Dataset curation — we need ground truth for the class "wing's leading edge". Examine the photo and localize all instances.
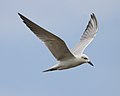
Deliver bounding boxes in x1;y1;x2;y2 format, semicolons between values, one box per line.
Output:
18;13;75;61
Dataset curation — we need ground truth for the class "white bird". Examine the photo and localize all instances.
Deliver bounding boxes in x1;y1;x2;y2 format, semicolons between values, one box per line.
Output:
18;13;98;72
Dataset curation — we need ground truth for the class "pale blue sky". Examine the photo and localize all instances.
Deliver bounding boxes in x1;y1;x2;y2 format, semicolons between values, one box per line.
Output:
0;0;120;96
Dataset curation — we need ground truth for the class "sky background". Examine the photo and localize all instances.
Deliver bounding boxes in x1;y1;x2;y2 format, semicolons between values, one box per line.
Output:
0;0;120;96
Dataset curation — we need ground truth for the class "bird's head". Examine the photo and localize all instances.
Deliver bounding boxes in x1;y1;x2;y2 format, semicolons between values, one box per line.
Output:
81;54;94;66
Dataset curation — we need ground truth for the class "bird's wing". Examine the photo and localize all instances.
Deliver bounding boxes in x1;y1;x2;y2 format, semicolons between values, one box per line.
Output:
72;13;98;55
18;13;75;61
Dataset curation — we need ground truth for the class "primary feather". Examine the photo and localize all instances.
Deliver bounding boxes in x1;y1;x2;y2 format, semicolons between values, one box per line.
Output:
72;13;98;55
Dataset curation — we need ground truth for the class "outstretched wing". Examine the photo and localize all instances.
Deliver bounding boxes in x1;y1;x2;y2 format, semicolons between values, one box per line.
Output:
72;13;98;55
18;13;75;61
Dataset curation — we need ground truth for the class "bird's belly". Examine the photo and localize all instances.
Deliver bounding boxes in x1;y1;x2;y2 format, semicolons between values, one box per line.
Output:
58;59;83;70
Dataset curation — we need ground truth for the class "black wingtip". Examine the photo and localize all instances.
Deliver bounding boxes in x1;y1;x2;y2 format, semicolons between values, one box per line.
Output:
18;12;20;15
18;13;28;20
18;13;25;19
18;13;22;17
90;13;98;27
91;13;97;20
91;13;95;15
91;13;95;18
18;13;24;19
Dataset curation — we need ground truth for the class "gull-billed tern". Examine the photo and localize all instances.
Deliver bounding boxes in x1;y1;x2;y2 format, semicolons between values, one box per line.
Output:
18;13;98;72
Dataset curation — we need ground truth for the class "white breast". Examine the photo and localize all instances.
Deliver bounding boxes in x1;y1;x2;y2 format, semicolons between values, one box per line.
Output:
57;57;83;70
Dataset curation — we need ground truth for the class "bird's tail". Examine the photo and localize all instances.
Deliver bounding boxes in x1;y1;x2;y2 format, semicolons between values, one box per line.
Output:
43;67;57;72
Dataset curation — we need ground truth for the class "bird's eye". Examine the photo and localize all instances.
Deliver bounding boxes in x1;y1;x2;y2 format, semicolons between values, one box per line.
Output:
84;57;88;60
82;57;88;60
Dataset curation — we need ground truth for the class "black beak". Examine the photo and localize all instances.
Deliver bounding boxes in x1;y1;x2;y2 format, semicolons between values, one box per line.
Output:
88;61;94;66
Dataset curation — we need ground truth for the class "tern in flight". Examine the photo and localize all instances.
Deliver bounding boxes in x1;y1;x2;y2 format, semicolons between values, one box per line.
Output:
18;13;98;72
